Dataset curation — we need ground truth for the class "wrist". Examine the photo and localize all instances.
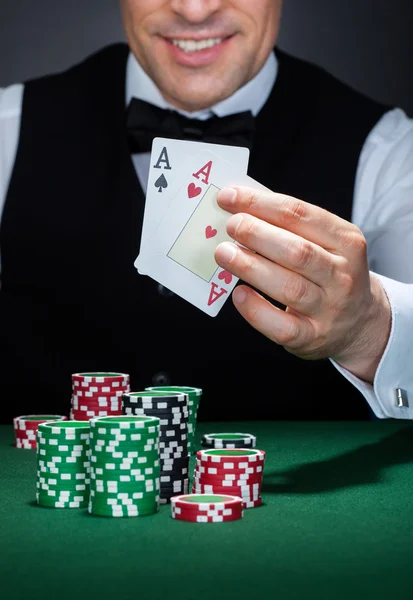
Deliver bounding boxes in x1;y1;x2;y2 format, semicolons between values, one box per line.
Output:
333;274;392;384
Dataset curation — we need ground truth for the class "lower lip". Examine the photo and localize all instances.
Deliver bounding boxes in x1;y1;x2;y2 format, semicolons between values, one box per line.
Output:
163;36;233;67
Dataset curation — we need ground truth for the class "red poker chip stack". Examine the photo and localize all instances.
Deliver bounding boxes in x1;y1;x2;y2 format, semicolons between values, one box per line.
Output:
171;494;244;523
13;415;68;449
70;373;130;421
192;448;265;508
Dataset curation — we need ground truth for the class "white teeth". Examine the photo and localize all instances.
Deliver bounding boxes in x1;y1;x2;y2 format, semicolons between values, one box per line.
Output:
172;38;223;53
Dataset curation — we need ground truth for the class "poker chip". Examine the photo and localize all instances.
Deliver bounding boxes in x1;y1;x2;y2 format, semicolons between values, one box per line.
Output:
193;472;263;485
193;449;265;508
72;373;130;386
201;433;256;449
145;386;202;453
193;484;260;498
36;421;91;508
197;449;265;465
170;494;244;523
159;478;190;505
70;372;130;421
88;416;161;517
161;455;189;472
13;415;68;450
123;391;190;504
195;461;263;475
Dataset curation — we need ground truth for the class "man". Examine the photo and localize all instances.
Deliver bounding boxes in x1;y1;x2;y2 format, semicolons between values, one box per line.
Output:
0;0;412;423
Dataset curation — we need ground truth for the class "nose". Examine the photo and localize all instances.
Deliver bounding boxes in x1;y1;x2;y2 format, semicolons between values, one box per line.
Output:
170;0;223;24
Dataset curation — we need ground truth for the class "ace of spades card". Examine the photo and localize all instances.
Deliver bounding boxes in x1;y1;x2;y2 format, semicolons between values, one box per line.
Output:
139;138;250;255
136;150;268;317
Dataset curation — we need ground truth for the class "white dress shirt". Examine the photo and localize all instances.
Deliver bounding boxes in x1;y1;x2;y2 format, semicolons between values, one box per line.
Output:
1;52;413;420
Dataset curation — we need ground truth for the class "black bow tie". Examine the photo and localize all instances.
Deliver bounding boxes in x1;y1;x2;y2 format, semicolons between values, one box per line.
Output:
126;98;255;153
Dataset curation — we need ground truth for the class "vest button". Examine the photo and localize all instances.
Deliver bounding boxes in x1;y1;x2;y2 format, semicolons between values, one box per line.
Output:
152;371;171;386
157;284;175;298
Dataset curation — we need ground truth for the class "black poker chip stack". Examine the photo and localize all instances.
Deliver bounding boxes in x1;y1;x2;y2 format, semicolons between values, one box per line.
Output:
122;391;189;504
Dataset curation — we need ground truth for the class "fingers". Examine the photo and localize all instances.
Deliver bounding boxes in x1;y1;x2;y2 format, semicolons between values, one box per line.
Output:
217;186;366;257
231;286;314;350
224;212;337;288
215;242;324;316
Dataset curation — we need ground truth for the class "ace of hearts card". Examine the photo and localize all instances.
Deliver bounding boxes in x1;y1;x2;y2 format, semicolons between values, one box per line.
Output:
136;150;268;317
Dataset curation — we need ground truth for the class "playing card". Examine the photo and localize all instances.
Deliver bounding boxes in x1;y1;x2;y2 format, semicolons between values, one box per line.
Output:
136;150;268;317
140;138;250;252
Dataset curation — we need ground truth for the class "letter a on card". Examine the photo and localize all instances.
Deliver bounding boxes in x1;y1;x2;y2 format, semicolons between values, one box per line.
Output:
153;146;172;170
192;161;212;185
207;282;228;307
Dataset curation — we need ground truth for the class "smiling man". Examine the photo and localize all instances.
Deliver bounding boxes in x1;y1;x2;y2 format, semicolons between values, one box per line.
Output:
0;0;413;423
121;0;281;111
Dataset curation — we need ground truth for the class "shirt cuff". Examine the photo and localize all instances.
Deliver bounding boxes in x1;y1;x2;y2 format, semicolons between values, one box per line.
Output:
330;272;413;419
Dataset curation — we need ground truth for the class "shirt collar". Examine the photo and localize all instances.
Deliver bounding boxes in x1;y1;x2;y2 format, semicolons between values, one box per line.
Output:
126;50;277;120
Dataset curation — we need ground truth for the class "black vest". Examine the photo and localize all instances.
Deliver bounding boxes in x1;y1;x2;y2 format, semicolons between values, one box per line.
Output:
0;44;389;423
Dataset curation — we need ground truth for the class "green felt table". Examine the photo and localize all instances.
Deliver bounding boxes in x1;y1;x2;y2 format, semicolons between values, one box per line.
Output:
1;421;413;600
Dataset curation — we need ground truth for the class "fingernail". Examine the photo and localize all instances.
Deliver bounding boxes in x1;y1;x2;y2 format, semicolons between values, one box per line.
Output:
218;187;237;207
233;287;247;305
216;242;237;264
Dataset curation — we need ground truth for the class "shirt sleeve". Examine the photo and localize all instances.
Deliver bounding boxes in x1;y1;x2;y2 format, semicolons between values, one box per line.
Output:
331;108;413;419
331;273;413;419
0;83;24;279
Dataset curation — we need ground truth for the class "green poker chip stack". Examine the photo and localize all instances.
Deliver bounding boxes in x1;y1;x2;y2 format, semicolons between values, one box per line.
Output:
146;386;202;452
36;421;91;509
88;416;161;517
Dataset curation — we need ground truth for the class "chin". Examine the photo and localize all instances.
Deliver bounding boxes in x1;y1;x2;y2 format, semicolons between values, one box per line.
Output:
178;94;220;111
167;81;233;112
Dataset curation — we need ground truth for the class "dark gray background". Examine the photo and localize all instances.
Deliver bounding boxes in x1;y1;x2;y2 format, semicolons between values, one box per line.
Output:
1;0;412;113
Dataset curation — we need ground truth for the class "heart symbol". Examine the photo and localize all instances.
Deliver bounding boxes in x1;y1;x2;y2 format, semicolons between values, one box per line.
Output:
205;226;217;239
188;183;202;198
218;270;233;284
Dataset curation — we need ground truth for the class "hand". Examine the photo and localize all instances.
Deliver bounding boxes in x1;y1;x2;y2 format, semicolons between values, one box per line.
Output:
214;186;391;383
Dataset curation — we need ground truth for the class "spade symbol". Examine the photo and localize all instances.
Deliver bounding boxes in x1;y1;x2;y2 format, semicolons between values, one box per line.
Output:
154;174;168;193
